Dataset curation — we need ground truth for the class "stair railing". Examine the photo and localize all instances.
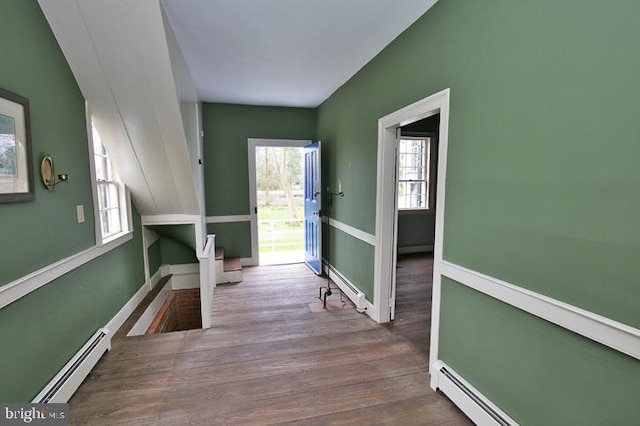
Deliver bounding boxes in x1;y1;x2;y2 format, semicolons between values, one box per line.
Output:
198;234;216;329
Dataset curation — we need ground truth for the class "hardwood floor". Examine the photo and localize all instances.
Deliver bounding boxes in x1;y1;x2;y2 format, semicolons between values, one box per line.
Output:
69;258;470;425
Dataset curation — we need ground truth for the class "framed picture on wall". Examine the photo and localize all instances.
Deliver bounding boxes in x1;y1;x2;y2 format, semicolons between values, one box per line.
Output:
0;87;34;202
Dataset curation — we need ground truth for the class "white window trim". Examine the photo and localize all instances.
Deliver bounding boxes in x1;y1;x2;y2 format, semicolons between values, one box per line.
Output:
86;105;132;246
397;134;433;211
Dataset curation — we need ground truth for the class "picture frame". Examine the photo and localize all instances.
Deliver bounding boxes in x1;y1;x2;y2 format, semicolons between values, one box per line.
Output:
0;87;34;202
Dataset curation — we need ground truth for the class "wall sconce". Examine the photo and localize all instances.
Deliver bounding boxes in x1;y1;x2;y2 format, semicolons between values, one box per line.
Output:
40;155;69;190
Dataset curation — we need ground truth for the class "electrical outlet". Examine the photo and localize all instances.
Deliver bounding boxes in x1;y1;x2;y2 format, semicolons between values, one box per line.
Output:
77;205;85;223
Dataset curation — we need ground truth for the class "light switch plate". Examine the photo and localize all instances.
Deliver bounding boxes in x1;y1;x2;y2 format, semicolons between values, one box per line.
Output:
77;205;85;223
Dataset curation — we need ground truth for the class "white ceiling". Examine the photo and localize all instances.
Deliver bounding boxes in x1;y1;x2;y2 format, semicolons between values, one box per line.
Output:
161;0;437;108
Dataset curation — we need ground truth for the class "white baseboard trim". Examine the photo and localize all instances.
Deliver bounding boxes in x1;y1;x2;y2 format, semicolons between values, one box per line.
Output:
143;227;159;248
398;244;434;254
241;257;253;267
431;361;518;426
164;263;200;289
440;260;640;360
163;263;199;275
128;279;172;336
104;269;162;339
159;264;170;276
206;215;250;224
0;232;133;310
149;269;162;289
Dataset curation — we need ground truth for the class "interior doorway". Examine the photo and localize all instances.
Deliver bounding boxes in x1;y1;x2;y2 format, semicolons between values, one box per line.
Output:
392;116;439;328
373;89;450;320
373;88;450;385
248;139;311;266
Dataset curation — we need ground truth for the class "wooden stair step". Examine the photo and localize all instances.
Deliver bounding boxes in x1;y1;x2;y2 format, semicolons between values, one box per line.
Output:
223;257;242;272
215;248;224;260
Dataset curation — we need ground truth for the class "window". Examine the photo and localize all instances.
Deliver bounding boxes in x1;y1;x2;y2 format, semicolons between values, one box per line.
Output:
91;122;127;241
397;136;431;209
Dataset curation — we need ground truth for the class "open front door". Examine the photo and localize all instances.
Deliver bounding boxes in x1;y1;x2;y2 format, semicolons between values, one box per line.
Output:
304;141;322;274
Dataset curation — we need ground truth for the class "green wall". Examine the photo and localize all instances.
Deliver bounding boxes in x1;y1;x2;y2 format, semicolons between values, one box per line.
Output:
202;103;316;216
159;237;197;265
397;212;435;248
326;225;374;300
201;103;316;260
206;223;251;258
145;224;197;266
148;239;162;276
0;1;146;401
317;0;640;422
0;0;96;285
147;224;196;250
0;211;145;402
440;278;640;425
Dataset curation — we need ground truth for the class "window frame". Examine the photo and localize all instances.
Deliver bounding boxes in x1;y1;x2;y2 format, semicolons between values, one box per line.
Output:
87;107;132;245
397;133;436;212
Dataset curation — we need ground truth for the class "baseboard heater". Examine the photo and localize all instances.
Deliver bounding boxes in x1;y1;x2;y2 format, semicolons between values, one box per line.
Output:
325;264;366;313
33;328;111;403
433;361;517;426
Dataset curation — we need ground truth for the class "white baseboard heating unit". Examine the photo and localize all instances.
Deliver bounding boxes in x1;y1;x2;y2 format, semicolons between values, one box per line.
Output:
326;265;366;313
33;328;111;403
432;361;518;426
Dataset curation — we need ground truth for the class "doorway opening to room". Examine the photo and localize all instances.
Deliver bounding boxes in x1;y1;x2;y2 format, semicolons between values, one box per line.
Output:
374;89;450;387
392;115;439;352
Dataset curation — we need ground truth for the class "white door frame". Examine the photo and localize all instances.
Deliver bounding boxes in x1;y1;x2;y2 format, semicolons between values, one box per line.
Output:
247;138;311;265
373;88;450;371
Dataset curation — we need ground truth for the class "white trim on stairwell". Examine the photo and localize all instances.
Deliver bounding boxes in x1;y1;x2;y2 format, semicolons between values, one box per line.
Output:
141;214;204;256
164;263;200;289
104;269;163;338
127;276;172;336
141;214;200;225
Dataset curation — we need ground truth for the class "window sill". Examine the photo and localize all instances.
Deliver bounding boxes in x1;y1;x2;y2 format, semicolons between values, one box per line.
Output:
101;230;133;248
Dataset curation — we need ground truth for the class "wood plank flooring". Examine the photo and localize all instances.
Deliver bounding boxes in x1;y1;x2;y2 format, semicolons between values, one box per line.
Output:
69;256;471;425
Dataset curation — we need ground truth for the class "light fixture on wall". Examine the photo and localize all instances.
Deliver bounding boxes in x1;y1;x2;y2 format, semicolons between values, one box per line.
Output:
40;155;69;190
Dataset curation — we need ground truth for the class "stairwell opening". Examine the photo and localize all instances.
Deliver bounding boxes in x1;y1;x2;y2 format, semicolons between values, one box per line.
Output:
146;289;201;334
